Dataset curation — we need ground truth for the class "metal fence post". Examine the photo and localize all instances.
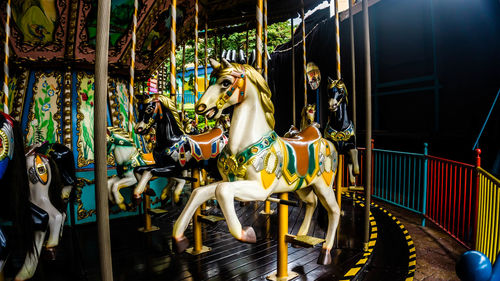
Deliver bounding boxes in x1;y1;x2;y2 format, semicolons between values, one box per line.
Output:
422;143;428;227
473;148;481;247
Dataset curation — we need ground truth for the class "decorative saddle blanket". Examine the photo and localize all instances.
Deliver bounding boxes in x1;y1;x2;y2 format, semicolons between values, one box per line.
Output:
218;126;337;189
187;127;228;161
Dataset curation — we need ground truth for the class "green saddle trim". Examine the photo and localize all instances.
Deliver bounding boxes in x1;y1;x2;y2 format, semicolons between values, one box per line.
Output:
218;131;278;180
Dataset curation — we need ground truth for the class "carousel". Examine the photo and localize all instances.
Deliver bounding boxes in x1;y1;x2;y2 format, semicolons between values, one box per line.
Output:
0;0;498;281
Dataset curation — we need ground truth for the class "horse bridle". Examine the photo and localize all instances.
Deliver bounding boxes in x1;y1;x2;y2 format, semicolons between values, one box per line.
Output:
214;69;246;110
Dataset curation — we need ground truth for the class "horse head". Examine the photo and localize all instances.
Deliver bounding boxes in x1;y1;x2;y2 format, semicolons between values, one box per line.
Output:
197;58;275;129
195;58;245;120
135;94;165;135
327;78;348;112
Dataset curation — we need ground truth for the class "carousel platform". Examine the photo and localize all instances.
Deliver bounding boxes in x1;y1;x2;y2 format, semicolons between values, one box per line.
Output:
3;193;415;281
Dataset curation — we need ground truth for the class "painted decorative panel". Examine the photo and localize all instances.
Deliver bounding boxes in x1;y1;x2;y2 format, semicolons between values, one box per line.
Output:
25;71;62;146
75;72;95;167
8;0;68;61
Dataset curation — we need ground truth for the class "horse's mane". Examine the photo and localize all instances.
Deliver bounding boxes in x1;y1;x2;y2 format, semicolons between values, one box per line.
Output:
145;95;185;134
213;63;275;129
108;126;133;143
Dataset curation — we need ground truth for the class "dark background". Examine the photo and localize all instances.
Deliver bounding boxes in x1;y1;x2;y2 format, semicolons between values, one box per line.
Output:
269;0;500;175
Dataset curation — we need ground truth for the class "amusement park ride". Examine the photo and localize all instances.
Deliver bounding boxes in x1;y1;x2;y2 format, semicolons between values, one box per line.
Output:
0;0;499;281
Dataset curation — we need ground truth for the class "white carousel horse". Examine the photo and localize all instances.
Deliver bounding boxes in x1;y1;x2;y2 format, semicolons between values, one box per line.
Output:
17;143;75;281
106;127;187;208
172;59;340;265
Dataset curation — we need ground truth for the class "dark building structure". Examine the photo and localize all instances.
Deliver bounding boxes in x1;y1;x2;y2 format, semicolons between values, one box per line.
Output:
269;0;500;174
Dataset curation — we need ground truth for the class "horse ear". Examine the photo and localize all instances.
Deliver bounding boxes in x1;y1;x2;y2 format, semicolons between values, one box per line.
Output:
210;58;221;70
222;58;232;69
328;77;334;85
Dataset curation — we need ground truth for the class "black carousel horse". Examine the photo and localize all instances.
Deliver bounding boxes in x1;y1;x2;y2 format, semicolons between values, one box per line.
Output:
324;78;360;185
133;94;227;201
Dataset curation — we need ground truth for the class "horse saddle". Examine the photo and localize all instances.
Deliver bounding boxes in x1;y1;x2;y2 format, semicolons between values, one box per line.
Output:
187;128;227;161
282;126;322;177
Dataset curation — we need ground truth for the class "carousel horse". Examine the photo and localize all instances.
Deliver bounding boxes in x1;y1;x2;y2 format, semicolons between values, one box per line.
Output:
0;113;46;278
172;59;340;265
16;142;75;281
106;127;188;208
325;78;359;185
285;104;320;138
134;94;227;202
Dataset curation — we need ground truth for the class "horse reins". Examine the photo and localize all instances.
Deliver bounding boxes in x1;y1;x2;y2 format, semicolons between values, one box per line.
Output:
215;69;246;110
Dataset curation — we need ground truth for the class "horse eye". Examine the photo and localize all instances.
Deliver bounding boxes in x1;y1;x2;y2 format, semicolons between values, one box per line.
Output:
221;80;231;88
146;106;153;114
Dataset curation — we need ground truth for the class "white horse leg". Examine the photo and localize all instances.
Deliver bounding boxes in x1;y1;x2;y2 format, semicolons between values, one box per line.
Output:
349;148;360;175
348;164;356;186
61;185;73;201
112;175;138;210
215;181;271;243
172;183;218;252
311;180;341;265
160;179;176;201
15;230;46;281
46;210;64;248
295;187;318;236
107;176;120;204
171;177;186;203
134;170;153;200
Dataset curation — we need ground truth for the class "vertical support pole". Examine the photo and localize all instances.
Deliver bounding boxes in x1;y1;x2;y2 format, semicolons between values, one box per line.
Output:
291;18;296;126
245;27;249;64
263;0;268;81
3;0;11;114
204;20;209;91
334;0;341;80
362;0;373;251
170;0;177;104
194;0;199;124
473;148;482;246
138;187;159;232
277;193;288;278
186;168;210;255
336;155;343;211
214;31;218;60
256;0;263;72
349;0;357;129
193;168;202;252
128;0;138;132
94;0;113;280
422;143;428;226
219;34;223;61
181;45;186;120
430;0;439;132
301;0;307;106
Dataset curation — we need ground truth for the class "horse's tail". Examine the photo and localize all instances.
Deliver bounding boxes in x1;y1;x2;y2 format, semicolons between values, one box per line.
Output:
3;120;35;255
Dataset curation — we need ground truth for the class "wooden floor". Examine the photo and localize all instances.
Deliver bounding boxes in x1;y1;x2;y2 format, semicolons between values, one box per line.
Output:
3;194;413;281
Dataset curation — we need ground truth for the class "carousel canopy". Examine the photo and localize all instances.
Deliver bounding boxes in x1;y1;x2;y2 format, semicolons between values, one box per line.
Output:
0;0;324;79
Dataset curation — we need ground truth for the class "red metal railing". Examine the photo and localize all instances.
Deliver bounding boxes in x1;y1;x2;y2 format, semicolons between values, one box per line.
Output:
425;155;476;248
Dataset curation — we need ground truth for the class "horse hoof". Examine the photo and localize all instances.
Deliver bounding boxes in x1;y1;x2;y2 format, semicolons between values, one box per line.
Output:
42;247;57;261
173;236;190;253
240;226;256;243
133;195;142;206
317;248;332;265
145;189;156;196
